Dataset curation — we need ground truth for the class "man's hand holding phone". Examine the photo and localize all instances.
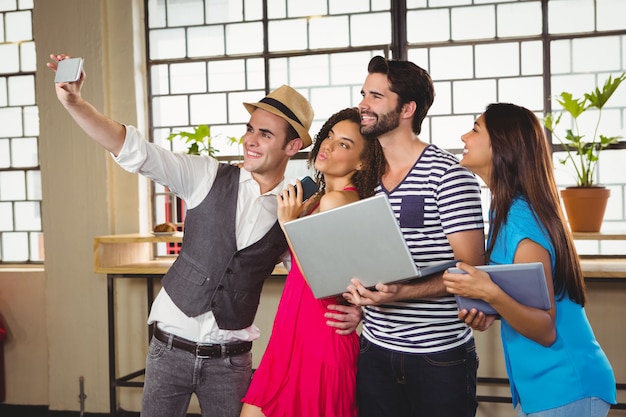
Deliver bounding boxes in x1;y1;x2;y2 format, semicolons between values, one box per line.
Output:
53;56;84;83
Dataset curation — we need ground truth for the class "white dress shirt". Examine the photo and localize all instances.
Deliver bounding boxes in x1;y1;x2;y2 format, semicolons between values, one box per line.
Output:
114;125;290;343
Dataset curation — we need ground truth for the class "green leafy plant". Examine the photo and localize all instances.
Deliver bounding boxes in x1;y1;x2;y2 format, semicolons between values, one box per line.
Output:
167;125;242;159
544;72;626;187
167;124;219;156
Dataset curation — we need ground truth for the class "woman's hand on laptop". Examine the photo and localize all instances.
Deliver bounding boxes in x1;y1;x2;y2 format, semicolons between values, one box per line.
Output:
324;304;363;335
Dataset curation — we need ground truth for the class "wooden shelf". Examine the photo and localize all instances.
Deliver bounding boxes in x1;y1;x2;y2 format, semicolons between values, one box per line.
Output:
572;231;626;241
94;233;288;276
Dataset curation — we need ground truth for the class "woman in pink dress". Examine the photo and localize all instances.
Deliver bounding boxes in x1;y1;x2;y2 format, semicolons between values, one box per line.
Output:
240;107;386;417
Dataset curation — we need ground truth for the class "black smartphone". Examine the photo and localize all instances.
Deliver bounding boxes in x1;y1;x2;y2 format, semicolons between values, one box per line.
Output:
298;176;318;201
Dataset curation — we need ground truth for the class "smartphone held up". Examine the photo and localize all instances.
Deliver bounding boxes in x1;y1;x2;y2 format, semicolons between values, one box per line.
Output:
54;57;84;83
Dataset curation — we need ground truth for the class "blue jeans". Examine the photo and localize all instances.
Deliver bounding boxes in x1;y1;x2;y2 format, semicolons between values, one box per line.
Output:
516;397;611;417
357;336;478;417
140;335;252;417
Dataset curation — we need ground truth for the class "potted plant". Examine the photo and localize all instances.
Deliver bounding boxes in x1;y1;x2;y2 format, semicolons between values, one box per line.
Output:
544;72;626;232
167;124;243;162
163;125;243;231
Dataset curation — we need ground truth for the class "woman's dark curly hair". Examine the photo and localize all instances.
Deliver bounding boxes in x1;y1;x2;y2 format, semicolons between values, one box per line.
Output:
307;107;386;198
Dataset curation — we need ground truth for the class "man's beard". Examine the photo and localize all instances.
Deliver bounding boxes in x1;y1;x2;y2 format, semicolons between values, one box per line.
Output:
361;105;402;138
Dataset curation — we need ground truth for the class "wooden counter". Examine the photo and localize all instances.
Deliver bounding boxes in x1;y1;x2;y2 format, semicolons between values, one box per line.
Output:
94;233;288;275
94;232;626;278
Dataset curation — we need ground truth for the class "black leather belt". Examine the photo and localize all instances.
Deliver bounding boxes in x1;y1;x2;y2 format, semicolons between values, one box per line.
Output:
153;325;252;358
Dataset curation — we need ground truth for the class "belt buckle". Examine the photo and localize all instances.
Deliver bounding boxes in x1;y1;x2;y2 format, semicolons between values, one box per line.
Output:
195;344;212;359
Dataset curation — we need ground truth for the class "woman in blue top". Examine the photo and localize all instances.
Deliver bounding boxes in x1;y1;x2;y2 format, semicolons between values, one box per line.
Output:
443;103;616;416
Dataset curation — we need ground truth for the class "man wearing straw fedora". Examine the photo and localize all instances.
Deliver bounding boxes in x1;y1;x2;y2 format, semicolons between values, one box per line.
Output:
48;54;362;417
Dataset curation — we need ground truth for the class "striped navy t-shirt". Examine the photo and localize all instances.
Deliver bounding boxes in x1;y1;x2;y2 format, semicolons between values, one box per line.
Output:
362;144;484;354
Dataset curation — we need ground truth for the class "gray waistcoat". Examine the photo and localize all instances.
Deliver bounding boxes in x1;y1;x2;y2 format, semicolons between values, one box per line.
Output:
162;163;288;330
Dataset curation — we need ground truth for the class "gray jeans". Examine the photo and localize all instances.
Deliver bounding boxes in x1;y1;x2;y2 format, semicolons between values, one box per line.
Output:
140;335;253;417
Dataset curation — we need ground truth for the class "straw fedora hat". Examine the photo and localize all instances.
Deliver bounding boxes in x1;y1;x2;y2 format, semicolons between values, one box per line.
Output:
243;85;314;148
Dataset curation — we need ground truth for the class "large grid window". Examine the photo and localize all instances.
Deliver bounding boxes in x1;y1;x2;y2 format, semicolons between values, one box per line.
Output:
0;0;42;263
146;0;626;256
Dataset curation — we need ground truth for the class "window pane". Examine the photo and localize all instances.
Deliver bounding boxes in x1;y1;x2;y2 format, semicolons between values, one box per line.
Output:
497;1;542;37
151;64;169;95
521;41;543;75
278;55;330;87
168;0;204;26
14;200;39;230
0;139;8;167
8;74;34;105
329;0;370;14
430;45;474;79
226;22;263;54
149;28;186;59
549;0;594;34
451;6;495;40
351;13;391;46
286;0;327;17
407;9;450;43
11;137;37;167
227;90;263;124
309;15;349;49
206;0;243;24
5;10;31;41
0;202;12;230
26;169;41;200
453;79;497;114
310;85;352;121
243;0;261;20
597;0;626;31
475;43;519;78
188;26;225;57
245;58;265;90
329;51;378;85
0;171;25;200
23;105;38;136
572;36;621;72
429;81;452;115
498;76;544;110
170;62;207;94
0;107;23;137
268;19;307;52
0;77;6;106
0;0;17;13
29;232;43;262
0;43;19;73
147;0;166;27
190;93;227;125
2;231;28;262
152;95;189;127
267;0;286;19
208;60;246;91
20;40;36;71
430;115;474;149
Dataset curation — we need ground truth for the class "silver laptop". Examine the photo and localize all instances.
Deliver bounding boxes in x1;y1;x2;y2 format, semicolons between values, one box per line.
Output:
283;194;458;299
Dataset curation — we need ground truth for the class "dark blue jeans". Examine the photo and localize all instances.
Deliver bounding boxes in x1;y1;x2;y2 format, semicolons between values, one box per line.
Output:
357;336;478;417
141;335;252;417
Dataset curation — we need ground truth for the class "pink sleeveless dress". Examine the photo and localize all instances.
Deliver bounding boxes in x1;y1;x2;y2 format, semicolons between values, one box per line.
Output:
242;189;360;417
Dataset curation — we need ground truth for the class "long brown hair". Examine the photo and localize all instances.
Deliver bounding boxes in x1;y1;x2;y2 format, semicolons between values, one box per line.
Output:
483;103;586;305
308;107;386;198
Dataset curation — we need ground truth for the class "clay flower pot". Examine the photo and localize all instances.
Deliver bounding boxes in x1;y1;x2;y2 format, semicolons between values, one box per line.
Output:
560;187;610;232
